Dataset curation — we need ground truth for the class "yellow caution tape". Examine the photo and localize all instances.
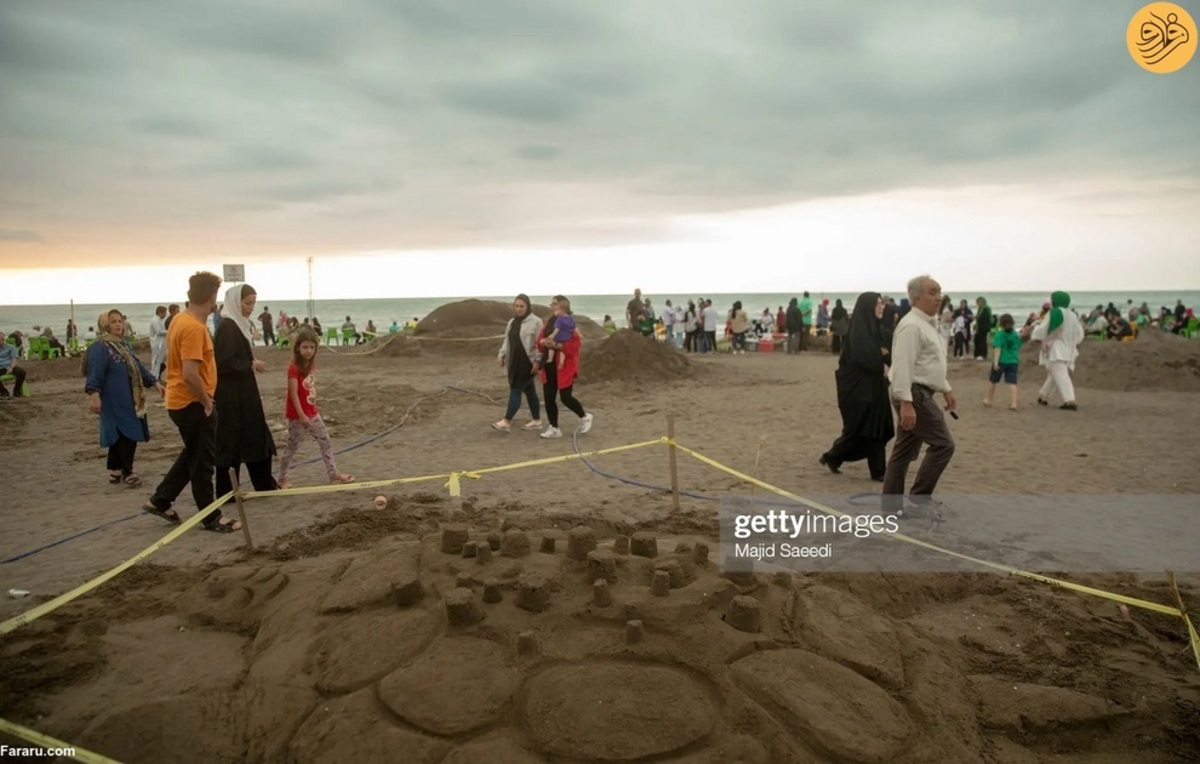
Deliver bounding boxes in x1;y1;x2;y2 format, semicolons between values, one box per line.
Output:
0;493;233;635
674;442;1200;670
0;717;123;764
445;471;482;497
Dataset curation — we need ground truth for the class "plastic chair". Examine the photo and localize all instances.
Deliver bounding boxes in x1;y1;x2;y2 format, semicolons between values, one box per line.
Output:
1185;318;1200;340
0;372;28;397
325;327;339;346
342;329;355;345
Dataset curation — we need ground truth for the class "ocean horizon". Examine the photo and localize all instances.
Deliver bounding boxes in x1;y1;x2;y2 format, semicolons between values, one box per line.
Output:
3;290;1197;338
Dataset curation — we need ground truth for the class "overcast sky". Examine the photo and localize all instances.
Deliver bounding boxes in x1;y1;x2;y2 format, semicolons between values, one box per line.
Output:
1;0;1198;303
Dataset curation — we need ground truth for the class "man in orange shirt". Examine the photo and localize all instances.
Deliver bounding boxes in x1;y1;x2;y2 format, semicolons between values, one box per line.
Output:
142;271;242;533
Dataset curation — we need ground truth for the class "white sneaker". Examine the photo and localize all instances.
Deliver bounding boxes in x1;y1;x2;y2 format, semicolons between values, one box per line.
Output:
540;426;563;439
579;413;594;434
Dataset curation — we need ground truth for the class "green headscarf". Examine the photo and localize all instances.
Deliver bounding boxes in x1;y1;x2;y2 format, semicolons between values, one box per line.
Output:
1048;291;1071;333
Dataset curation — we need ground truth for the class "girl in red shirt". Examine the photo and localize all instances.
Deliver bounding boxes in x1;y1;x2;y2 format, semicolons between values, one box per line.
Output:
537;296;594;439
277;330;354;488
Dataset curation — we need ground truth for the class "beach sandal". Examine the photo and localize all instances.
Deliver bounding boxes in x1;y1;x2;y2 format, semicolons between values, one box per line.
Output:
981;400;993;408
124;473;142;488
491;420;511;432
1037;397;1049;406
277;480;293;490
330;473;355;485
521;420;543;431
109;471;123;484
1059;402;1078;411
141;501;182;525
202;516;242;534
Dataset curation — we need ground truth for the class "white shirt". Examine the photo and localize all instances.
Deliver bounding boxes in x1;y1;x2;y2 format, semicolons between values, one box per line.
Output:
150;316;166;341
1031;310;1084;369
889;306;951;401
701;306;718;332
673;306;685;329
661;306;674;327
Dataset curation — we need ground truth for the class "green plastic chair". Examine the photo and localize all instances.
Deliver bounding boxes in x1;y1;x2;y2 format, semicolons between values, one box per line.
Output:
325;327;339;345
342;328;355;345
1185;318;1200;340
0;372;28;397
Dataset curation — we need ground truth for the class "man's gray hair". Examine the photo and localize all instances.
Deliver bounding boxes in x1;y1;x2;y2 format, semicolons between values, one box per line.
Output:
907;275;932;302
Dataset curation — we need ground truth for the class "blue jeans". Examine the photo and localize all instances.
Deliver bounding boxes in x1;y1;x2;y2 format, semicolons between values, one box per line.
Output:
505;378;540;421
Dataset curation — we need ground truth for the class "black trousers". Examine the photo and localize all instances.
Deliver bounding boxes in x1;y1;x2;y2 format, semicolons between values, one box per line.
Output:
262;326;276;346
973;330;988;358
882;386;955;513
0;365;26;396
543;371;586;428
824;435;888;480
151;403;219;523
216;459;278;496
106;434;138;477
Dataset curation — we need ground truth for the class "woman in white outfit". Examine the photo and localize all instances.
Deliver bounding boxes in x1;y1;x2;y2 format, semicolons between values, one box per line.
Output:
1030;291;1084;411
149;305;168;377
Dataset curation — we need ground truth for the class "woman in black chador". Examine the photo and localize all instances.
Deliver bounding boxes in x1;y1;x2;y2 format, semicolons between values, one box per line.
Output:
819;292;895;481
214;283;278;496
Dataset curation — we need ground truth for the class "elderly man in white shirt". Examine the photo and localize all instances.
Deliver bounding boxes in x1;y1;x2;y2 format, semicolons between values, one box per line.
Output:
882;274;958;516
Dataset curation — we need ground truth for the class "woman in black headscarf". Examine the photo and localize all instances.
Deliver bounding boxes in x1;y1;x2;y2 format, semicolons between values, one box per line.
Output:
828;299;848;354
819;292;895;481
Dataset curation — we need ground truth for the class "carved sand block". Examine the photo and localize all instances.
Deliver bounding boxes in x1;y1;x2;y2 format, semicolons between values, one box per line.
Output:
501;529;531;558
726;595;761;633
483;578;502;604
441;525;469;555
517;631;538;656
540;535;556;554
516;573;553;613
654;559;686;589
586;550;618;583
445;587;482;626
651;570;671;597
567;526;597;561
486;532;502;551
692;542;709;565
461;541;477;559
593;579;613;607
475;542;493;565
630;532;658;558
614;534;630;555
626;619;645;644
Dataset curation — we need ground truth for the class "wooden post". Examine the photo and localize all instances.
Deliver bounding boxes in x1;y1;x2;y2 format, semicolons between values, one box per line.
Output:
666;413;680;512
229;468;254;550
750;435;767;497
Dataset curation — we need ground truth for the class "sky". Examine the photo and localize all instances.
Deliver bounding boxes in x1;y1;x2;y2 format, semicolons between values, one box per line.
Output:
1;0;1198;304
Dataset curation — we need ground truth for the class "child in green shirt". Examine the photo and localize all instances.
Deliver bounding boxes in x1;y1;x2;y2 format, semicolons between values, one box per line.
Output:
984;313;1022;410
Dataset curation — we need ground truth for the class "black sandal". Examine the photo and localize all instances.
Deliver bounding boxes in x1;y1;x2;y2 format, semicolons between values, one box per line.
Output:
109;472;123;484
124;474;142;488
202;516;241;534
141;502;182;525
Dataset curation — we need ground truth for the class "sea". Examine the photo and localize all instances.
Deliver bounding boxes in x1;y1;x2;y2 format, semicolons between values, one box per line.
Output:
3;291;1197;338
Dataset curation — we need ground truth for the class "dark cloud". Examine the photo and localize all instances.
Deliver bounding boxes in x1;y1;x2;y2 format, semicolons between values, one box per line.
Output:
0;0;1196;265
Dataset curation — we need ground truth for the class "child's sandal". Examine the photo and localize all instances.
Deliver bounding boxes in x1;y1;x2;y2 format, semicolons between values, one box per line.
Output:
330;474;355;485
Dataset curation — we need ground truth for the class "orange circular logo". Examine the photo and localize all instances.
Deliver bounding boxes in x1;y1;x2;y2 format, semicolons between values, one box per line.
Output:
1127;3;1196;73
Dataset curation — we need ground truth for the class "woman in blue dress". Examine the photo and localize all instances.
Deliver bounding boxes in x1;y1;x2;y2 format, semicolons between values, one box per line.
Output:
84;310;164;486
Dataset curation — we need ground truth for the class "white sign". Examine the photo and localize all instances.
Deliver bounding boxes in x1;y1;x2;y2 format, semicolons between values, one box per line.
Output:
223;264;245;283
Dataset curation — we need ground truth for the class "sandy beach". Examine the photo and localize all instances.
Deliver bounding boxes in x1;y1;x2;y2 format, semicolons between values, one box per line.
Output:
2;301;1199;763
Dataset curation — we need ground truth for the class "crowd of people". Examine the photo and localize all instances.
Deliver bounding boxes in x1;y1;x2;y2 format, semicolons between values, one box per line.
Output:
2;278;1195;537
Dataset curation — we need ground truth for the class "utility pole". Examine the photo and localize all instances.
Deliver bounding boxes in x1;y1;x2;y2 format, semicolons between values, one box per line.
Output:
306;257;315;320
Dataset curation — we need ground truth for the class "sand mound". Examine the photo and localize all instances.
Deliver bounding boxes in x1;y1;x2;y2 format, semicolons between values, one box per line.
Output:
415;299;604;340
1018;330;1200;393
579;330;693;383
362;333;421;358
4;504;1196;763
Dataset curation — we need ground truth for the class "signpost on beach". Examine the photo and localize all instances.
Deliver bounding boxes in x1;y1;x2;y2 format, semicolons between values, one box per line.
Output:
223;264;245;284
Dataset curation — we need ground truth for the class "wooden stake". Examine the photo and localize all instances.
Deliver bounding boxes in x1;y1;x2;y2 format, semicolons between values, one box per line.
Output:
666;413;680;512
229;468;254;550
750;435;767;497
